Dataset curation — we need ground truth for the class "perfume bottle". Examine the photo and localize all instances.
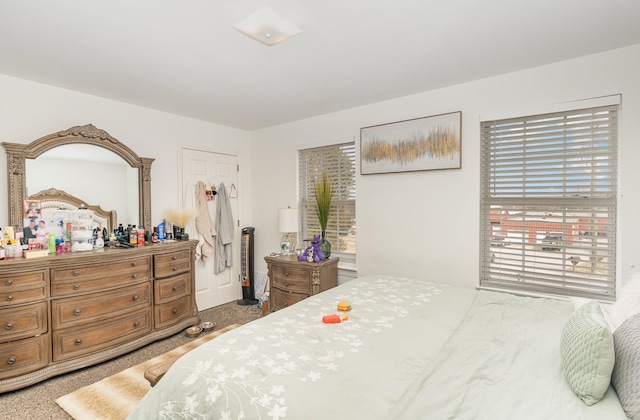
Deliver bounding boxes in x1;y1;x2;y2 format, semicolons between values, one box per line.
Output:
95;230;104;250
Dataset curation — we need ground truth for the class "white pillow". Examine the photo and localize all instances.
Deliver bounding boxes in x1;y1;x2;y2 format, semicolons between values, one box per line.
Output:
569;297;616;332
609;273;640;329
561;301;615;406
569;296;592;309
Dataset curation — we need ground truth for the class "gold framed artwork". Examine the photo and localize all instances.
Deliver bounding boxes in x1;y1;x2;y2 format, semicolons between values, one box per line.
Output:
360;111;462;175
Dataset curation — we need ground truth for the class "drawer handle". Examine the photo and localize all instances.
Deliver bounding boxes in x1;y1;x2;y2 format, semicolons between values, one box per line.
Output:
133;295;139;301
7;356;16;365
132;274;138;279
132;262;138;267
172;256;177;260
134;320;140;327
172;309;178;314
73;284;80;290
172;267;178;271
73;309;81;316
284;272;289;277
5;279;12;286
6;295;13;302
173;285;179;291
5;323;13;330
284;303;289;307
75;338;83;346
73;271;80;276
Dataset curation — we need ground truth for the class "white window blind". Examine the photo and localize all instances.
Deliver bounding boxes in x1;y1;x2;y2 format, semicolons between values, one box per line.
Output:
480;104;618;300
299;143;356;256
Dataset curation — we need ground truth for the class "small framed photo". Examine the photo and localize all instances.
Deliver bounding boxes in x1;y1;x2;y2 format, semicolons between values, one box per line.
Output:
280;241;291;255
24;199;42;219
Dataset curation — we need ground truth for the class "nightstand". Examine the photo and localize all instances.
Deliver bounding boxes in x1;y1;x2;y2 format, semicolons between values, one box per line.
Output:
265;255;339;311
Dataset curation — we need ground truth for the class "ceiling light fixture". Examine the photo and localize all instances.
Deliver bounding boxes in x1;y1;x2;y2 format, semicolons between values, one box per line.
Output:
233;6;302;46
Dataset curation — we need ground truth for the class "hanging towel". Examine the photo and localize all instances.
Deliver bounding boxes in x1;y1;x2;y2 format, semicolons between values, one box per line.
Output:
215;183;234;274
195;181;216;262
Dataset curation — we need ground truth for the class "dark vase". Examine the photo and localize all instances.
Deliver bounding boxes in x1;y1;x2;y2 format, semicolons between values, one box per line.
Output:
320;230;332;258
173;226;185;241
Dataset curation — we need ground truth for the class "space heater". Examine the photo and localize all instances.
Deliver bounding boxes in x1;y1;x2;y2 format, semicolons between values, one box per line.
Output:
237;226;259;305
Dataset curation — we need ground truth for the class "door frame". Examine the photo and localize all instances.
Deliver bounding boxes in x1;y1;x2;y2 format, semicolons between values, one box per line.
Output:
178;145;242;310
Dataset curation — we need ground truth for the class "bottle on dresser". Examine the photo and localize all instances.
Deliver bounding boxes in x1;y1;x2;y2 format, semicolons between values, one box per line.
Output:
129;225;137;245
137;225;145;246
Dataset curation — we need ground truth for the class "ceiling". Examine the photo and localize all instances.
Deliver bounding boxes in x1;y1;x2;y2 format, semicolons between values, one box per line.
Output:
1;1;640;131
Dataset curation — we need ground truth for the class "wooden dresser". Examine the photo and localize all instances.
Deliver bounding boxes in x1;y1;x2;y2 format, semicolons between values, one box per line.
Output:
0;240;199;393
265;255;339;311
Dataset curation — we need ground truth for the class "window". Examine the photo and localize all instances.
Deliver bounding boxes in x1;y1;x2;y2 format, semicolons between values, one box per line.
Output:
299;142;356;259
480;104;618;301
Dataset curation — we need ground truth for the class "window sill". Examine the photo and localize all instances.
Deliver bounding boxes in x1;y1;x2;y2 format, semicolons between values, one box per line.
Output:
338;261;357;273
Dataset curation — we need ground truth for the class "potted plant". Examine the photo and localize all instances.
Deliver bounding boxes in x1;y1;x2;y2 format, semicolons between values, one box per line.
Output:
315;170;333;257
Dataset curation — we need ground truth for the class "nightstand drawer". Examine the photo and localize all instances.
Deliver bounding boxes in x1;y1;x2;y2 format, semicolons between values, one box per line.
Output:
271;266;310;293
270;288;308;311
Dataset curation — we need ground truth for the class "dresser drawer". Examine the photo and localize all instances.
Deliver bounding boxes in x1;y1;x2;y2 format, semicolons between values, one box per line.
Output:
154;250;192;278
51;256;152;297
154;273;190;304
0;302;48;343
270;288;308;311
271;266;311;293
52;283;151;329
154;296;191;329
0;271;48;307
0;334;50;379
53;308;151;362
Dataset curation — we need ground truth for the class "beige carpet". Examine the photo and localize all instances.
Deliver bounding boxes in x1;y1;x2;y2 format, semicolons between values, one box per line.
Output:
55;324;240;420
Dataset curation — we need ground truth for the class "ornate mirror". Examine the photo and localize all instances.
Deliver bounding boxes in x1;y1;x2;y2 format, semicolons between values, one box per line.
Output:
2;124;154;232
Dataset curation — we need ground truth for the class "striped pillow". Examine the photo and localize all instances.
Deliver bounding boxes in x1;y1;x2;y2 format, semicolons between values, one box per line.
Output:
611;313;640;419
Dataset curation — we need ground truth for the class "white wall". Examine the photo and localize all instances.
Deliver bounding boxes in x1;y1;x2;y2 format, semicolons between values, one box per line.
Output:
0;74;252;233
250;44;640;289
2;45;638;294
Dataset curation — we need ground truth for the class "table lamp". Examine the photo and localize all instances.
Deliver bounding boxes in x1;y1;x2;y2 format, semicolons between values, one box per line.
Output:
278;207;298;255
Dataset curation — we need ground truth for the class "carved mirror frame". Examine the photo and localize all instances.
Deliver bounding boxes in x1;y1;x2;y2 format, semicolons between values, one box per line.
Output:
2;123;154;232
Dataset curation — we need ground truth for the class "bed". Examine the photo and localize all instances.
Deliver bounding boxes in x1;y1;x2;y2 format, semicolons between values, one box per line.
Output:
127;275;636;420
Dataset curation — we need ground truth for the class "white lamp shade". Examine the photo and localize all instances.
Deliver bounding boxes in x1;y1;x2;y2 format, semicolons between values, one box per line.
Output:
278;208;298;233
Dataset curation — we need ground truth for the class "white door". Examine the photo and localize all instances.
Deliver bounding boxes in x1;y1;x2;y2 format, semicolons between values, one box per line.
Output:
181;148;240;310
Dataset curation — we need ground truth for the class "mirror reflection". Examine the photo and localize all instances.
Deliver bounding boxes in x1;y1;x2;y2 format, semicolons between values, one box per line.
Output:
25;144;139;228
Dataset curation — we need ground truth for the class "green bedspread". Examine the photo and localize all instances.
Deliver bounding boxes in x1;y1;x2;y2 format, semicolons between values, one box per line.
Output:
127;275;625;420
